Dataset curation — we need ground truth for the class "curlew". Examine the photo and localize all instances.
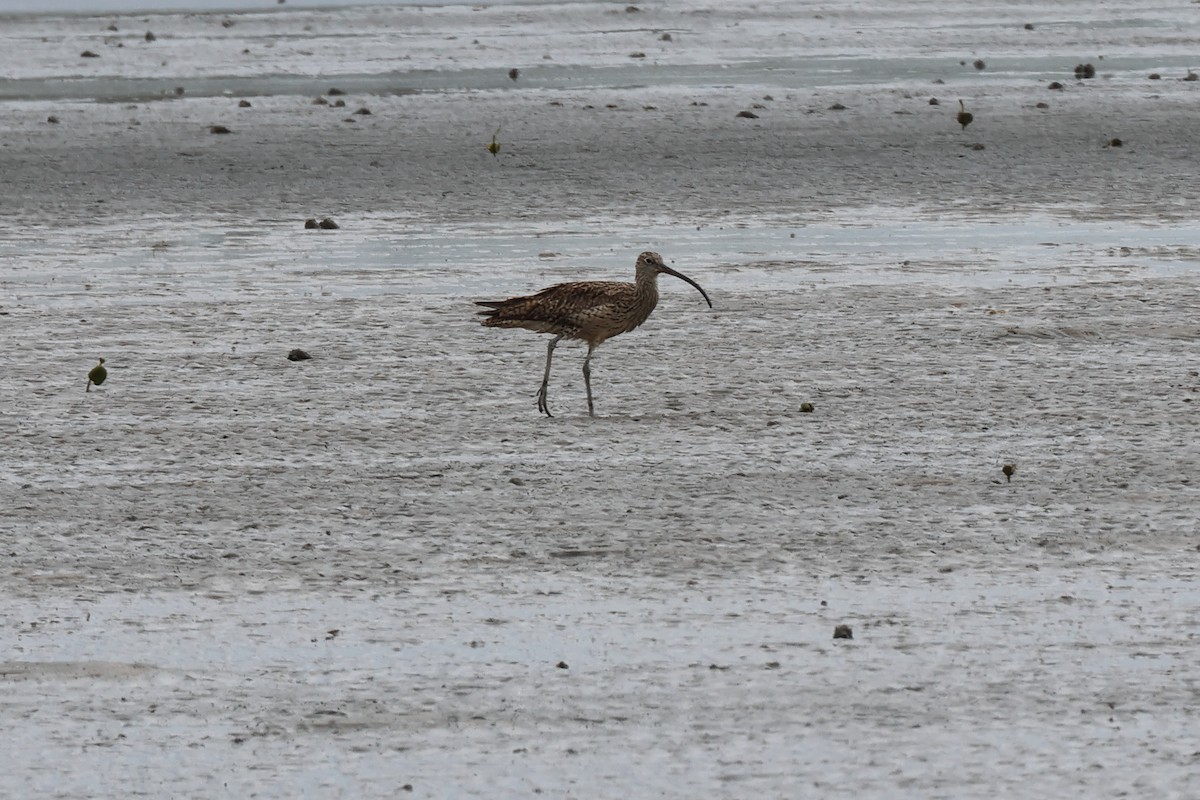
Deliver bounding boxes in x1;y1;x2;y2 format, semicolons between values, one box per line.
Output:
476;251;712;417
956;99;974;131
86;357;107;392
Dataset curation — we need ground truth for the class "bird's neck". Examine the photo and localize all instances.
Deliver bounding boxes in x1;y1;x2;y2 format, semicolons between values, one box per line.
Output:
634;267;660;296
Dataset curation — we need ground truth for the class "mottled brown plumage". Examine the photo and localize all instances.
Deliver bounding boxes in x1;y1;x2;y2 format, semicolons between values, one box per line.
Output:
477;251;712;417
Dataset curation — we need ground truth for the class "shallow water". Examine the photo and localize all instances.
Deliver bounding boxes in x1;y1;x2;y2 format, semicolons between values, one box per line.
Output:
4;568;1197;798
6;214;1200;309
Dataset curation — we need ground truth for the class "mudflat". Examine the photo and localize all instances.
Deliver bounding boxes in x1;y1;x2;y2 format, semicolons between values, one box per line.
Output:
2;1;1199;797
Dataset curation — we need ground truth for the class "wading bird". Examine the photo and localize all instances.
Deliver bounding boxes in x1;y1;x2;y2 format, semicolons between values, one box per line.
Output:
957;99;974;131
476;251;712;417
86;357;107;392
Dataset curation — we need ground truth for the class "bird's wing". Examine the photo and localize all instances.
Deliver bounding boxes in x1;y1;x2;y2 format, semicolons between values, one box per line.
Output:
536;281;630;315
477;281;629;325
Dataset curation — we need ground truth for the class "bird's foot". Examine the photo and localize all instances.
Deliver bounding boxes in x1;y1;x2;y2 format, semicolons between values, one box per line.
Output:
536;385;553;417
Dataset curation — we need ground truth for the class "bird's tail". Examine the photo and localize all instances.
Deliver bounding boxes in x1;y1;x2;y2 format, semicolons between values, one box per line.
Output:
475;297;536;324
475;299;506;322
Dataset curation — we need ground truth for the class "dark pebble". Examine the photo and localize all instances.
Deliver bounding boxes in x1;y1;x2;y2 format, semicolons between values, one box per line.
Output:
556;661;569;669
209;125;232;134
353;107;372;115
508;68;519;81
47;115;60;124
327;87;345;95
1108;138;1123;147
1148;73;1161;80
1048;81;1064;90
237;99;251;107
735;110;758;118
287;349;313;361
833;625;853;640
318;217;339;229
304;219;319;229
660;33;672;41
973;59;985;70
800;403;815;413
81;50;99;58
929;97;940;105
145;31;156;42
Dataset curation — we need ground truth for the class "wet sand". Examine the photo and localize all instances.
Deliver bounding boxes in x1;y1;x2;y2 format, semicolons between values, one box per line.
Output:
3;1;1200;797
3;79;1200;229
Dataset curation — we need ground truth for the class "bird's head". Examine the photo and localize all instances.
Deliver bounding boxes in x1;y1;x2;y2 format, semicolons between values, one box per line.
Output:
637;251;713;308
97;357;106;365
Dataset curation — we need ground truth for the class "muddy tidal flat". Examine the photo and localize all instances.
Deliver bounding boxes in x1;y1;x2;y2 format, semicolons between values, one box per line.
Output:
2;1;1200;797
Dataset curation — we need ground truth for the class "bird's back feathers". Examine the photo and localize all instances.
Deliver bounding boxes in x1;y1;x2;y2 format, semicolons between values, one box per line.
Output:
476;280;651;344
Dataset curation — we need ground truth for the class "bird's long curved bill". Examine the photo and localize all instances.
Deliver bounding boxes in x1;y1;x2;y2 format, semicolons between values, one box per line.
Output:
659;265;713;308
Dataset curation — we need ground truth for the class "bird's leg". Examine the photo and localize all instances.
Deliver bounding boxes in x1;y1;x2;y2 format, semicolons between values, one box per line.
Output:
537;335;561;417
583;343;595;417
